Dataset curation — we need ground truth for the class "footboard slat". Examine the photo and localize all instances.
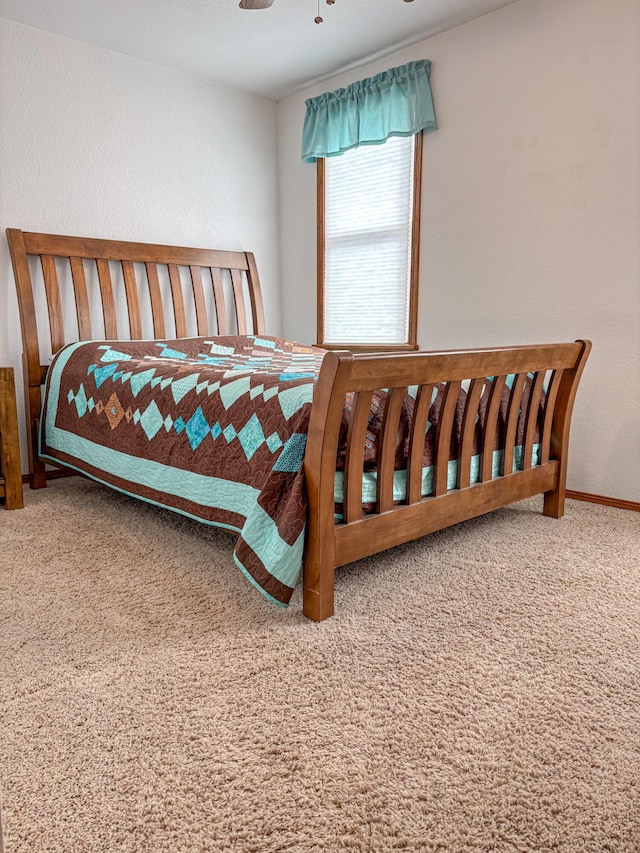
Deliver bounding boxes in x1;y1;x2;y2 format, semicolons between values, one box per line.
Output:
377;387;406;514
344;390;373;523
457;378;483;490
434;381;461;497
540;369;563;465
481;375;506;482
503;373;526;476
523;371;545;471
407;383;434;504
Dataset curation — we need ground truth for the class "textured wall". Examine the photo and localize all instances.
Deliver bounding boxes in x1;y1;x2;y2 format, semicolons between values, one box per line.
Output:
0;18;280;471
277;0;640;502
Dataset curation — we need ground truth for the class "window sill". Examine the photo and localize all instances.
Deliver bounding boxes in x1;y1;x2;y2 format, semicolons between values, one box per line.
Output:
316;342;420;354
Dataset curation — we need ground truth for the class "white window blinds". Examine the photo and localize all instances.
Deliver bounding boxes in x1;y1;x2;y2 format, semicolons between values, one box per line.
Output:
323;134;415;346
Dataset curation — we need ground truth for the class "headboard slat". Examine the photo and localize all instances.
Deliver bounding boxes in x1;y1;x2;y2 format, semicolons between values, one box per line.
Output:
145;262;166;339
211;267;229;336
96;258;118;339
69;257;92;340
40;255;65;354
246;252;265;336
231;268;247;335
190;266;208;336
168;264;187;338
121;260;143;339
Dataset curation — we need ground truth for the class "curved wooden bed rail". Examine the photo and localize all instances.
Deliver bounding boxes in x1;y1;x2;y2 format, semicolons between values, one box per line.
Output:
302;340;591;621
6;228;265;487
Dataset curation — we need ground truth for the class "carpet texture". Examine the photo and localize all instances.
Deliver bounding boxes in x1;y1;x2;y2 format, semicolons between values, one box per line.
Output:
1;478;639;852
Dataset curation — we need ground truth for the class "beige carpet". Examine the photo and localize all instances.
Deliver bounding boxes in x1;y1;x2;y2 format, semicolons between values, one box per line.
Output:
1;479;639;852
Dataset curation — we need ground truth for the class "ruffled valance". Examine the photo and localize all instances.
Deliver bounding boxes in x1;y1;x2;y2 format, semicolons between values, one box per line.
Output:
301;59;437;163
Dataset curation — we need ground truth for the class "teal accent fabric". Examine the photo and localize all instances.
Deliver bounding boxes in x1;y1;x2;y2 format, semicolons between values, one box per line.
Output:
234;503;306;589
273;433;307;473
333;445;541;507
302;59;437;163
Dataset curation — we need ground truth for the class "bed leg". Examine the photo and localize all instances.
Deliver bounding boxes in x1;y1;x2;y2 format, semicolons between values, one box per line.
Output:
543;464;566;518
31;461;47;489
543;452;567;519
301;496;336;621
302;577;335;622
543;486;565;519
29;420;47;489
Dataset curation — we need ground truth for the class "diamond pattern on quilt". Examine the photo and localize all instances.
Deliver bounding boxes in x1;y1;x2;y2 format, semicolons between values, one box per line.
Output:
93;362;119;389
105;392;125;430
171;374;200;404
129;368;156;397
266;432;283;453
139;400;163;440
65;335;326;461
219;377;251;410
237;413;266;461
68;384;89;418
185;406;211;450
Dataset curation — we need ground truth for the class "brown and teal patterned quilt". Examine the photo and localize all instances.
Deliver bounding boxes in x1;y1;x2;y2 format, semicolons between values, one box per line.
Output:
41;335;325;606
41;335;544;606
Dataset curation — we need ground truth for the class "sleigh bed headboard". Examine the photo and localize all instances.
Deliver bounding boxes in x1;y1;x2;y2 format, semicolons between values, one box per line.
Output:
6;228;265;482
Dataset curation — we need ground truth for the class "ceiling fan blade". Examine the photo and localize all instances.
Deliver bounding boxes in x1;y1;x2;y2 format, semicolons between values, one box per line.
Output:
239;0;275;8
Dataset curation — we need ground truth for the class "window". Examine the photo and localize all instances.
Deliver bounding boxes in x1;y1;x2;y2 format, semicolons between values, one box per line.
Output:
317;132;423;351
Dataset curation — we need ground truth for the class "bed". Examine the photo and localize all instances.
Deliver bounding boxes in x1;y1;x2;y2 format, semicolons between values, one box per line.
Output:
6;229;591;621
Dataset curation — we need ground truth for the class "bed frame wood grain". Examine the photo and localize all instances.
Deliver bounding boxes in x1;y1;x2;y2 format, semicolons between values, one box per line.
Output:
7;229;591;621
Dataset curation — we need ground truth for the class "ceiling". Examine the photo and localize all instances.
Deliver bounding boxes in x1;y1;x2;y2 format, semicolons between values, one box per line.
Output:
0;0;522;101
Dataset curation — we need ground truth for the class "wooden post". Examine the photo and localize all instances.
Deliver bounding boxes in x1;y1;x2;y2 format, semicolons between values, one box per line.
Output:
543;339;592;518
0;367;24;509
303;351;352;621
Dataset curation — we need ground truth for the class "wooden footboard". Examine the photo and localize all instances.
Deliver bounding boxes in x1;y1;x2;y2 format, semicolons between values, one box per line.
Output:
302;340;591;621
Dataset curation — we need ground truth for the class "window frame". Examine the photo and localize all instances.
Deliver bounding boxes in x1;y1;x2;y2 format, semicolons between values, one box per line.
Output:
316;130;423;352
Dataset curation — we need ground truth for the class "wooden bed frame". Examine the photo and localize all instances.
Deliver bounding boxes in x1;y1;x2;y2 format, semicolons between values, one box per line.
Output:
7;229;591;621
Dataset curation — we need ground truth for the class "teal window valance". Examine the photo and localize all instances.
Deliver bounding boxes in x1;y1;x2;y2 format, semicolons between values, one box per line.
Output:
301;59;437;163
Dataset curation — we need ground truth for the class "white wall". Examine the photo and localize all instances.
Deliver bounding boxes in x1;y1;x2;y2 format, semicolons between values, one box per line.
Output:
278;0;640;502
0;18;280;470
